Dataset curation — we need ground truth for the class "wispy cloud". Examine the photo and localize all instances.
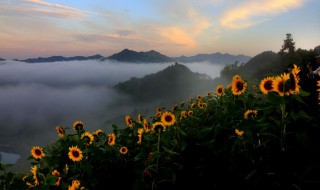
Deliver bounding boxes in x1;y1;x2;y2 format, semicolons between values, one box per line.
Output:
0;0;84;19
220;0;305;29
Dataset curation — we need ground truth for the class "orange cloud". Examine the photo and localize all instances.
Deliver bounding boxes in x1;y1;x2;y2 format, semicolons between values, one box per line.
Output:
159;27;197;48
220;0;305;29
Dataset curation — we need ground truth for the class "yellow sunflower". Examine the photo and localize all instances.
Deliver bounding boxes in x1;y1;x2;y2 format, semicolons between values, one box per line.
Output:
108;132;116;146
180;110;187;119
288;72;301;95
171;104;178;111
52;170;61;186
125;115;133;127
235;129;244;136
137;128;144;144
152;122;166;132
30;165;39;186
94;129;102;136
190;103;196;109
196;95;202;101
272;73;290;96
68;180;81;190
81;132;94;146
207;92;213;97
244;110;258;119
137;114;143;123
119;146;128;155
216;85;224;96
143;119;151;133
31;146;45;160
259;76;274;94
161;112;176;126
73;121;84;131
231;75;247;95
68;146;83;162
188;110;193;117
55;126;65;137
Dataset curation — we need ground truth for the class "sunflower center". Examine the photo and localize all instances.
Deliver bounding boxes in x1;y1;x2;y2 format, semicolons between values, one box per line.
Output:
236;81;244;91
35;149;42;156
72;150;80;158
264;81;273;90
165;115;172;122
75;124;83;131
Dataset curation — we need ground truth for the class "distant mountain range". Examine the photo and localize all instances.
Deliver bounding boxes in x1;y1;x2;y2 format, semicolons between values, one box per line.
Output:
173;52;251;64
0;58;5;61
17;54;103;63
6;49;251;64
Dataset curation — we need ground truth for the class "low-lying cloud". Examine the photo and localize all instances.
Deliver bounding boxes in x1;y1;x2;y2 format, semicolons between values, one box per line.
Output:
0;59;223;170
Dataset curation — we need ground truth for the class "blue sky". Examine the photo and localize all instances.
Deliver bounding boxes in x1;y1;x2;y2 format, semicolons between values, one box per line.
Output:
0;0;319;59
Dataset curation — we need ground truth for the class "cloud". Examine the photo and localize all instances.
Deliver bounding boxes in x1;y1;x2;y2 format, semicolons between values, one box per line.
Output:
0;0;84;19
220;0;305;29
159;27;197;48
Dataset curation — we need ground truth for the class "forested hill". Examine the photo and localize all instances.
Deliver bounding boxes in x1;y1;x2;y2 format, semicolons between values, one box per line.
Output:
113;63;215;102
103;49;173;63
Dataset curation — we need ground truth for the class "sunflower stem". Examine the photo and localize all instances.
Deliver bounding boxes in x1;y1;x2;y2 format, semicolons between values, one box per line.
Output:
280;102;287;151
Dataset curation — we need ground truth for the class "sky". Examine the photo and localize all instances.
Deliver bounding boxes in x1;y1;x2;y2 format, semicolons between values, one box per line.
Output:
0;0;319;59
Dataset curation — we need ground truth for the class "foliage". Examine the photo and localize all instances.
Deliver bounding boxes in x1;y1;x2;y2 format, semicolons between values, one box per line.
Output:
1;63;320;190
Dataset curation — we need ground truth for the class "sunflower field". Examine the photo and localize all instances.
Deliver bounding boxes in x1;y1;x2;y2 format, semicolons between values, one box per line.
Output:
1;64;320;190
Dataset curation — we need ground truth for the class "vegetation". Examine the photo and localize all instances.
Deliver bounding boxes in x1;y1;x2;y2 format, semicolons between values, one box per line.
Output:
1;34;320;189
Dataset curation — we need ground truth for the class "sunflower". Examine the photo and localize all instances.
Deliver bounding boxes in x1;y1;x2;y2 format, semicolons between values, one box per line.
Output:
171;104;178;111
81;132;94;146
196;95;202;101
216;85;224;96
272;73;290;96
125;115;133;127
143;119;151;133
94;129;102;136
64;164;69;174
137;128;144;144
31;146;45;160
235;129;244;136
52;170;61;186
252;85;257;91
73;121;84;131
161;112;176;126
231;75;247;95
244;110;258;119
137;114;143;123
259;76;274;94
30;165;39;186
68;146;83;162
152;122;166;132
207;92;213;97
180;110;187;119
55;126;65;137
288;71;301;95
108;132;116;146
119;146;128;155
188;110;193;117
68;180;81;190
190;103;196;109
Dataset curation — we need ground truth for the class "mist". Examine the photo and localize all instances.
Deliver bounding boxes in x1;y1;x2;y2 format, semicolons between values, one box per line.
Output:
0;59;224;171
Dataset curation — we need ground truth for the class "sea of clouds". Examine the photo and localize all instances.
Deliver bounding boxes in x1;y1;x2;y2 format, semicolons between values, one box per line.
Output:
0;59;224;169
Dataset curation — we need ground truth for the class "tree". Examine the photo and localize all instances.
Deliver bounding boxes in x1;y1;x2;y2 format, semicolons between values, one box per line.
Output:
279;33;296;55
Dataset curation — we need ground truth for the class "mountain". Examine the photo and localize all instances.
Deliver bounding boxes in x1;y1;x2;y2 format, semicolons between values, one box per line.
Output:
113;62;214;102
173;52;251;64
103;49;173;63
19;54;103;63
0;58;5;61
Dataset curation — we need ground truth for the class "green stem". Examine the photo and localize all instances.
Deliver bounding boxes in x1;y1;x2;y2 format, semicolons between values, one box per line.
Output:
280;102;287;151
